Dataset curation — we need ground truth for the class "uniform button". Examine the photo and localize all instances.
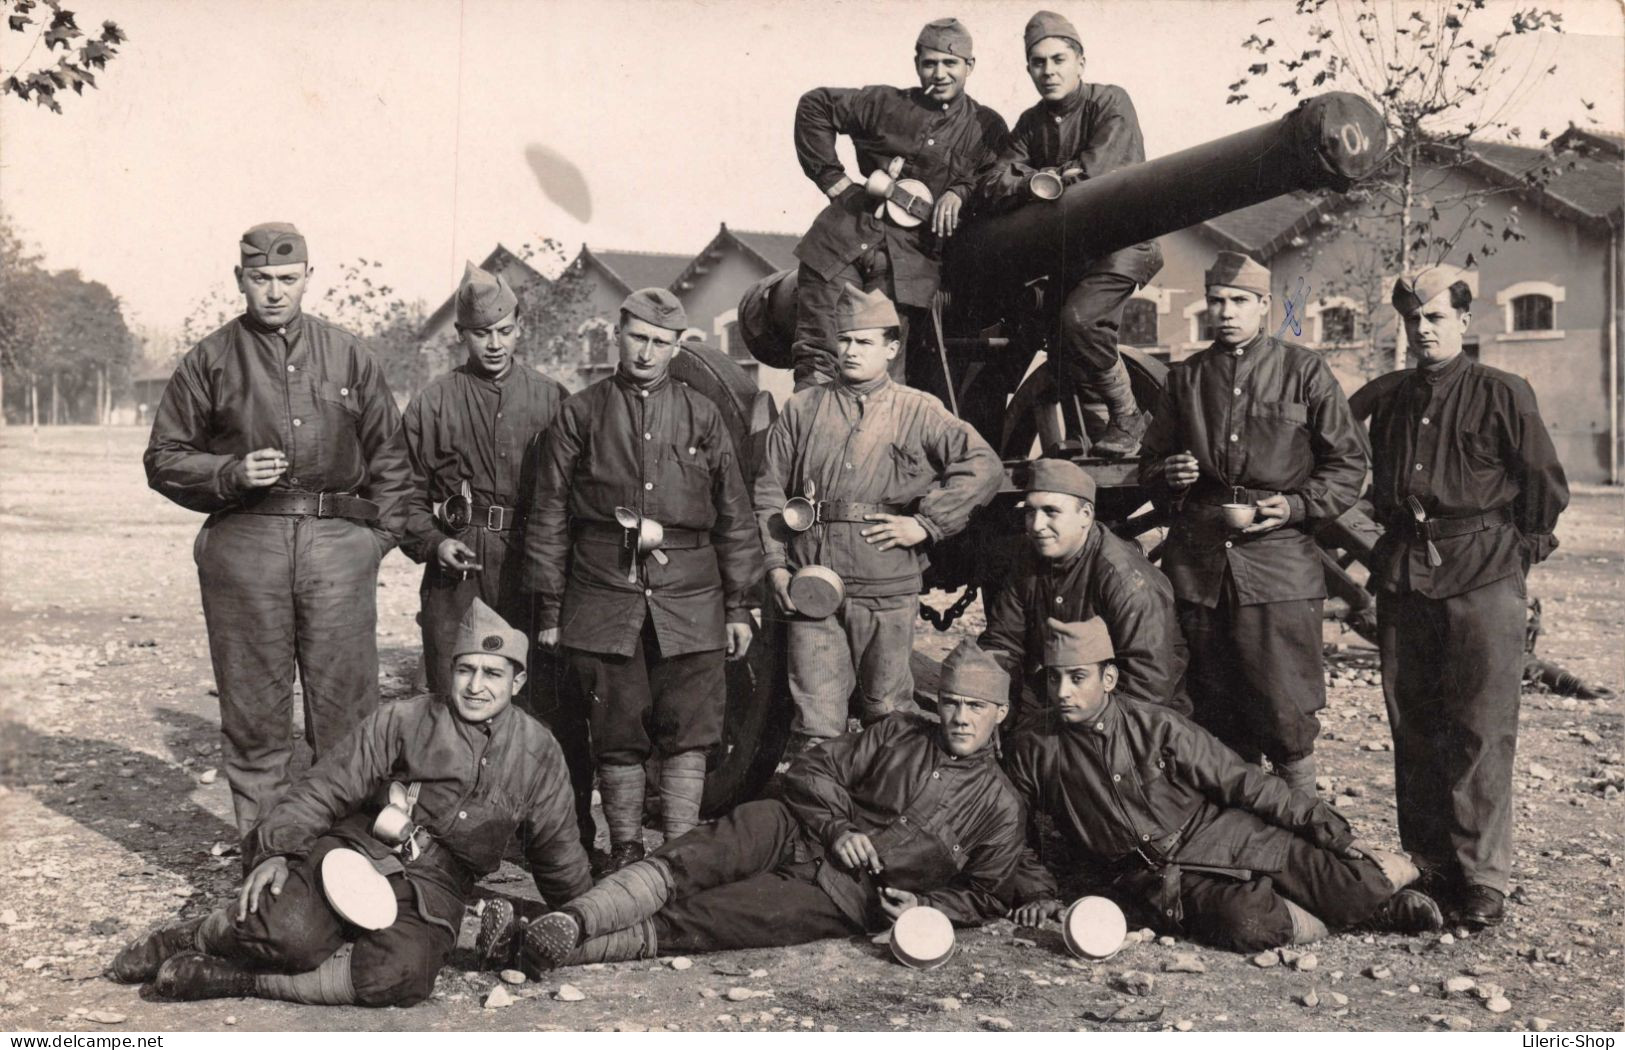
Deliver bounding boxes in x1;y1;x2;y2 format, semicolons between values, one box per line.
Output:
292;418;302;427
899;816;908;824
639;389;648;398
458;811;467;820
499;452;507;458
1112;774;1120;782
1165;908;1175;917
927;137;935;145
645;482;654;490
644;588;653;597
932;771;941;779
1235;348;1245;356
1094;722;1103;731
952;844;961;853
1414;463;1424;471
1421;417;1430;425
1224;541;1233;549
1142;834;1151;842
1229;434;1238;442
1055;596;1063;605
846;463;854;470
1233;387;1241;395
481;757;488;766
495;411;502;419
644;433;652;440
277;326;287;335
340;387;349;396
859;243;869;251
288;477;298;486
286;365;295;373
688;446;696;455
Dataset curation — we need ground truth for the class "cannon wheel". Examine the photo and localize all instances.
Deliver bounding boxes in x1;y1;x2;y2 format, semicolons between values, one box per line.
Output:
668;344;794;818
998;345;1169;462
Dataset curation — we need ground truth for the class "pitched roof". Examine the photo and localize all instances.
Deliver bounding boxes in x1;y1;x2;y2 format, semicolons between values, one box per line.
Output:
578;246;693;293
671;224;802;290
730;228;801;271
1194;191;1331;257
418;244;546;338
1453;138;1623;228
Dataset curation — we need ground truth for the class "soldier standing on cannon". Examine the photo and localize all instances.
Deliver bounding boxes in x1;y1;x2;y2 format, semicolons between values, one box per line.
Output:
144;222;412;844
789;17;1009;391
978;10;1164;459
979;457;1186;731
1137;251;1366;796
756;285;1001;751
1359;268;1569;928
525;289;763;875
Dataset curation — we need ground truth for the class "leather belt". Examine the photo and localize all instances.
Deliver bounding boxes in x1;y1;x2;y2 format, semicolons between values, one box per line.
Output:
574;522;711;549
238;491;380;522
815;500;907;524
1188;484;1280;507
1395;504;1513;541
471;504;515;532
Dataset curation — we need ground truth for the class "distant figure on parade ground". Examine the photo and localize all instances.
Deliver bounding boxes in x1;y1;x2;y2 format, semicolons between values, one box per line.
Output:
979;457;1186;730
475;639;1026;973
111;600;591;1007
143;222;412;842
1007;618;1445;951
1137;251;1367;796
790;17;1009;390
524;289;763;876
1359;268;1569;929
978;9;1163;458
755;284;1001;751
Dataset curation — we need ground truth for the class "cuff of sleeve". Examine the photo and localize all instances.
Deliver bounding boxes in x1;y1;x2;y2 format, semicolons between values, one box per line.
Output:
1285;494;1307;524
823;175;854;198
216;459;246;502
537;604;562;632
726;607;752;625
763;551;789;573
915;514;943;544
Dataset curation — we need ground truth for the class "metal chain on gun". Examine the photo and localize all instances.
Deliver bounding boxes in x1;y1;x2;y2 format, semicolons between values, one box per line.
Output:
919;586;979;632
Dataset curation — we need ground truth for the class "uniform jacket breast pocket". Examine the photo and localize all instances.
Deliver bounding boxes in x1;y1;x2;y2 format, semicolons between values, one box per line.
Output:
1134;749;1186;817
1249;400;1309;427
441;795;519;873
315;379;362;418
889;442;929;488
1460;430;1501;467
872;817;964;893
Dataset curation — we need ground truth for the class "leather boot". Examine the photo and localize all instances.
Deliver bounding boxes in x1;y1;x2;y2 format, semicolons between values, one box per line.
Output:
1455;885;1505;928
153;952;256;1000
521;912;583;975
1371;889;1445;934
110;916;205;983
476;898;521;970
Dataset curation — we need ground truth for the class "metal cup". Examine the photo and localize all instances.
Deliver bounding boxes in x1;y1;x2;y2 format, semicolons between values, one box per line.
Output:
637;517;664;553
1029;169;1065;201
782;496;817;532
1221;503;1258;529
371;804;415;846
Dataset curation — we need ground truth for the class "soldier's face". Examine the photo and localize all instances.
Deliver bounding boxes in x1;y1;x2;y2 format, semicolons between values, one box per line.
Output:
1027;37;1083;102
458;311;520;379
836;328;899;383
617;316;680;385
1025;491;1094;561
1402;290;1469;366
452;653;526;723
1046;662;1118;723
916;48;972;104
1206;286;1270;346
937;694;1007;756
236;262;310;326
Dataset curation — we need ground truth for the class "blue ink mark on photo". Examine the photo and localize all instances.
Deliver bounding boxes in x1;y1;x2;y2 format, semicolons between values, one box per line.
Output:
1277;276;1309;339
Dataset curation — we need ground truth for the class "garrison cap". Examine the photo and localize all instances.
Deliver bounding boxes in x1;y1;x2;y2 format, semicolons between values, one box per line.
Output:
1024;10;1082;54
1025;458;1097;504
917;17;973;59
239;222;307;269
451;597;527;672
455;261;518;329
1204;251;1271;297
1391;265;1470;317
835;283;901;333
937;639;1011;704
620;287;688;333
1043;616;1115;667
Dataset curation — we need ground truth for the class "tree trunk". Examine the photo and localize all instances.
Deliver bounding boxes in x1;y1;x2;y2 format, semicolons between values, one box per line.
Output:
1395;148;1415;372
30;374;39;446
0;368;6;428
95;367;105;426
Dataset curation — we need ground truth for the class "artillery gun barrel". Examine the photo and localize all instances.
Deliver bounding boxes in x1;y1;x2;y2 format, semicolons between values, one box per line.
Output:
945;91;1387;293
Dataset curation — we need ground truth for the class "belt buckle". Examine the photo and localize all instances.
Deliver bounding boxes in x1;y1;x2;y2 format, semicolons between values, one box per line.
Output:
485;506;504;532
315;492;332;519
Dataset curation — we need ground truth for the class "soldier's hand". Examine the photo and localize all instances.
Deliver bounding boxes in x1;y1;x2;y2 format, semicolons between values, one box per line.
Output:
725;621;754;662
879;886;919;920
436;537;479;572
537;627;561;654
861;513;928;551
1012;898;1063;927
236;448;288;489
238;856;289;920
833;831;884;874
768;568;797;615
932;190;964;238
1241;494;1291;534
1162;452;1199;490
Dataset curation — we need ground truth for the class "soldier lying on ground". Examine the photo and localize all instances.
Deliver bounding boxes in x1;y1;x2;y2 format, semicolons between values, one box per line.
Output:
110;599;589;1007
475;639;1026;973
1007;617;1445;952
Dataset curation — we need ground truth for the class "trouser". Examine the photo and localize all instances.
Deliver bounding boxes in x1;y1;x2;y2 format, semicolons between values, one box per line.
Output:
1179;571;1324;765
1378;574;1525;893
569;615;726;766
790;258;919;390
195;513;384;840
651;800;861;952
212;837;455;1007
785;593;917;742
1055;271;1140;415
418;526;529;696
1170;828;1393;953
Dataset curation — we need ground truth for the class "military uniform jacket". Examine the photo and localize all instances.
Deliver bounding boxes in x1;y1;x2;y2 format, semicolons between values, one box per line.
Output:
979;524;1185;709
1355;352;1569;599
144;312;412;540
754;376;1001;597
1006;698;1352;922
1138;332;1367;606
401;363;568;565
978;82;1163;285
779;712;1026;930
524;371;763;657
793;85;1009;308
250;695;592;935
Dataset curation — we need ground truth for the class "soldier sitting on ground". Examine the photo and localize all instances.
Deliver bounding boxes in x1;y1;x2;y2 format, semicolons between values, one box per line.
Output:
110;599;589;1007
1007;617;1445;952
475;639;1027;973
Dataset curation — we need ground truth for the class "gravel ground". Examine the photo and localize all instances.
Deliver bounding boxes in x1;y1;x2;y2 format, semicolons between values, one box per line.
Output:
1;426;1619;1032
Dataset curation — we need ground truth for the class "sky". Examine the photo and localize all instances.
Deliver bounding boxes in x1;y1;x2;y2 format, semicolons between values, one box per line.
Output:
2;0;1621;348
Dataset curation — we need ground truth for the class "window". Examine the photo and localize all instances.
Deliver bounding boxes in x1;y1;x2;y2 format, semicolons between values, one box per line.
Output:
1511;294;1553;332
1196;312;1217;342
1182;299;1216;346
1120;299;1159;346
578;318;613;365
1321;306;1356;344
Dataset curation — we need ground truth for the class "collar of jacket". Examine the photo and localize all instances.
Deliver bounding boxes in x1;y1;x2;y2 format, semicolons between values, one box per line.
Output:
460;361;513;389
909;86;970;117
1041;519;1102;577
1061;691;1120;736
242;310;304;336
1041;81;1091;119
837;373;892;400
1213;328;1269;357
442;693;514;736
1417;349;1470;387
614;369;672;397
